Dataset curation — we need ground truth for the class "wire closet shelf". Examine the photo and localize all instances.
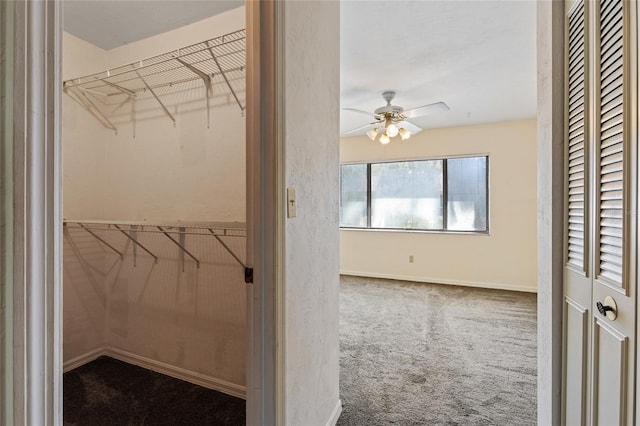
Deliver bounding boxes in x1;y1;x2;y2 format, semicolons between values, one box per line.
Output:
64;220;247;271
62;28;246;133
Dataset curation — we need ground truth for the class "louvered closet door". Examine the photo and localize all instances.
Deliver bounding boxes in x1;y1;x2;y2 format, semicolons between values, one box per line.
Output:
563;2;592;424
591;0;636;424
562;0;637;425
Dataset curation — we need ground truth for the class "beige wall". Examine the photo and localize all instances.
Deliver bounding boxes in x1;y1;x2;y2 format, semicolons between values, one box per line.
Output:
62;7;247;392
284;1;342;424
62;33;109;362
102;7;246;223
340;119;538;292
62;33;109;221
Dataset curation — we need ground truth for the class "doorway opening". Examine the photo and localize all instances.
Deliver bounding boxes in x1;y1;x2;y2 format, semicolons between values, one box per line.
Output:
337;2;538;423
60;2;248;423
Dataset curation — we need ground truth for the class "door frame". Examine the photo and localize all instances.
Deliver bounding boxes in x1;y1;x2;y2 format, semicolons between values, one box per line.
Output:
7;1;567;425
5;1;284;425
536;1;565;425
245;1;286;424
9;0;64;424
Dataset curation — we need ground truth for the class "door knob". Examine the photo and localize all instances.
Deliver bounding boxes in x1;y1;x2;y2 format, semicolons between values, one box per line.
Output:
596;296;617;321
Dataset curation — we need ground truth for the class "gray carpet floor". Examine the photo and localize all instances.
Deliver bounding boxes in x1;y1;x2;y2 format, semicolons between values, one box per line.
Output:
337;275;537;426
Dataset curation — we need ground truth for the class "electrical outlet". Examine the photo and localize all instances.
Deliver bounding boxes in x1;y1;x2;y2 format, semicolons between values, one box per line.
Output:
409;255;414;263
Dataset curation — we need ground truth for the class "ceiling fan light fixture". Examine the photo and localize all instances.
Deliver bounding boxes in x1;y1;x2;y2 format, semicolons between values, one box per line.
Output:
379;133;391;145
366;128;379;141
386;123;399;137
399;128;411;141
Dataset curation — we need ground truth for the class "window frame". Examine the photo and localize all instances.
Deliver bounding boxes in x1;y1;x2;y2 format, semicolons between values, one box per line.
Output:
340;154;490;234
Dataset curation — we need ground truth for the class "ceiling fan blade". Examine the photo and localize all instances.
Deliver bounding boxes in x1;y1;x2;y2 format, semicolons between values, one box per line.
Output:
397;121;423;135
343;107;375;117
402;102;449;119
342;121;381;136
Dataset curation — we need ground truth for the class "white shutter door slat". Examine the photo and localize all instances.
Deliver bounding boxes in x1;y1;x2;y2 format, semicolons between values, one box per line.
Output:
569;105;586;121
601;134;623;149
601;151;623;167
566;1;587;272
601;143;622;158
570;216;585;225
598;0;624;286
569;223;583;232
601;24;623;51
601;55;623;80
601;217;623;228
601;208;623;218
569;148;585;161
600;101;623;121
601;252;623;265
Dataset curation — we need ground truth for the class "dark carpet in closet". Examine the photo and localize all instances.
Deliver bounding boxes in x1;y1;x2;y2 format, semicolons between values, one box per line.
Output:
63;356;245;426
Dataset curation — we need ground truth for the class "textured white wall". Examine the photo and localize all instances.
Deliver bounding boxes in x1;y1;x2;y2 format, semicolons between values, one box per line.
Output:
62;7;247;390
283;2;341;424
340;119;538;292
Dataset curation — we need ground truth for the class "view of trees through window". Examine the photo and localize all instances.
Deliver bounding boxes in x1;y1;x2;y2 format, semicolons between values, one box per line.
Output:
340;156;488;232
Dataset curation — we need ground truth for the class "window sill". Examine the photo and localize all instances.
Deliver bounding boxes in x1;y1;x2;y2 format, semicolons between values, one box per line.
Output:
339;227;490;236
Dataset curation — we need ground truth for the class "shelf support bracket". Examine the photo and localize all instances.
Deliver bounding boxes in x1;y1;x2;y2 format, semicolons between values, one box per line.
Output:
208;228;246;269
174;57;212;128
75;223;124;259
134;69;176;125
114;224;158;264
157;226;200;269
64;86;118;132
207;43;245;112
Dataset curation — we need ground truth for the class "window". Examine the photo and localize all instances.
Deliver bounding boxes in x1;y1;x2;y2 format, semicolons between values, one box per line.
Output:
340;156;489;232
339;164;368;227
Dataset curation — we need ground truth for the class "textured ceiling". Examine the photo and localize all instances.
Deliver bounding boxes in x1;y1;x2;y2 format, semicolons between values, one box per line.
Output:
63;1;536;133
340;1;537;135
63;0;243;50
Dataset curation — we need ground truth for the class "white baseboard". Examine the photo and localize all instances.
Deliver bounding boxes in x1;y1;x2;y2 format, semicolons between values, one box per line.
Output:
105;347;246;399
326;399;342;426
340;270;537;293
63;347;107;372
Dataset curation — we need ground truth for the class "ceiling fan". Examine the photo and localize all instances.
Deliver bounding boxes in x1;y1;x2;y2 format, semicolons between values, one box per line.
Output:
343;91;449;144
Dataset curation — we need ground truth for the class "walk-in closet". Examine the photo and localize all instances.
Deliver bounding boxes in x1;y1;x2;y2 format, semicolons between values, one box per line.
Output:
61;3;247;423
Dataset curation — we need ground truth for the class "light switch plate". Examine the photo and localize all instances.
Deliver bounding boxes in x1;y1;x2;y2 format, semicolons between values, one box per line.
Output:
287;187;297;218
